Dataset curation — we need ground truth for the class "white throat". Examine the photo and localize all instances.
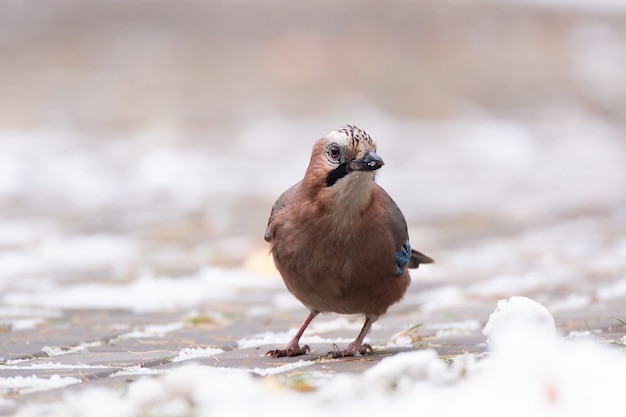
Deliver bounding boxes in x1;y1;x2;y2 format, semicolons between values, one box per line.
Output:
330;171;375;217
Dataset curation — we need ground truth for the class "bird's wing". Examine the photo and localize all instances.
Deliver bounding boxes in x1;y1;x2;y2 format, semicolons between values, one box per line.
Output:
264;181;301;242
377;185;434;269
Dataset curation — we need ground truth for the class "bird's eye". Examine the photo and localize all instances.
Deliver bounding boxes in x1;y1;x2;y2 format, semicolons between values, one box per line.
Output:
328;144;341;161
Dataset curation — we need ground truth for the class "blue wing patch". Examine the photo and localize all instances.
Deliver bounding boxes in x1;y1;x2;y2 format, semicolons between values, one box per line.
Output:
395;240;411;276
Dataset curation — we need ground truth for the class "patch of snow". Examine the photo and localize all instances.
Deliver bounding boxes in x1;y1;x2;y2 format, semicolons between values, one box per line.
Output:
116;323;184;340
483;296;556;348
110;366;165;377
0;318;44;331
237;317;372;350
0;234;139;281
0;361;108;370
42;341;103;357
363;349;447;389
384;325;424;348
0;306;62;318
308;317;366;333
596;279;626;301
427;320;481;338
0;375;81;395
0;219;57;246
467;273;554;298
172;347;224;363
548;294;592;313
64;387;137;417
250;360;315;376
412;285;465;312
567;330;602;339
237;331;353;349
3;267;277;313
271;293;306;311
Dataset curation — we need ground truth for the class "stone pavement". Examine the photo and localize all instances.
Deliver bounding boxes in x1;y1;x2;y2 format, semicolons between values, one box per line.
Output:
2;279;625;416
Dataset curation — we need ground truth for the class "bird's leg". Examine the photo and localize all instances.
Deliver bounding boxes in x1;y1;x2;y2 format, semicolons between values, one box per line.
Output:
266;311;318;358
328;315;377;358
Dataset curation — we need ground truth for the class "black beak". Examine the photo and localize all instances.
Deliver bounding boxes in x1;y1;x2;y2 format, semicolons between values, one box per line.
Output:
348;150;384;171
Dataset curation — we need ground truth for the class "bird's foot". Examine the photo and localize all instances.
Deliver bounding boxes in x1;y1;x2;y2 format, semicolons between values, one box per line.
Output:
265;342;310;358
326;343;373;359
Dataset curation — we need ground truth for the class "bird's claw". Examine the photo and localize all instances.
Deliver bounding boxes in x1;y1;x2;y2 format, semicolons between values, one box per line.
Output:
326;343;373;359
265;343;310;358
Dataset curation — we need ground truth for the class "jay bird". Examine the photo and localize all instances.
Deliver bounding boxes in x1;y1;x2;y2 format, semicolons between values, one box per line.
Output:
264;125;433;358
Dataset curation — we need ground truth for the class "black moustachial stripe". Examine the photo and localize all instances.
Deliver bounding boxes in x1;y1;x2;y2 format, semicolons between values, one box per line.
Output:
325;163;350;187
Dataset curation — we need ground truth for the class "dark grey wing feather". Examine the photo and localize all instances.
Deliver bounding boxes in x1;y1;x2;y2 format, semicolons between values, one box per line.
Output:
409;249;434;267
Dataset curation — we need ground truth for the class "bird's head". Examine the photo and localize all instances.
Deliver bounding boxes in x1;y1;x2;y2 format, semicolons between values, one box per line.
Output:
305;125;384;189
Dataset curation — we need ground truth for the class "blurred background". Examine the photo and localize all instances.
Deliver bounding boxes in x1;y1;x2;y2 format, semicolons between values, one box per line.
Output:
0;0;625;283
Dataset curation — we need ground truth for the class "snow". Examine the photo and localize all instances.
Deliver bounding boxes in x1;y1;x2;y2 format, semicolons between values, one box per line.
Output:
410;285;466;312
0;362;109;370
3;268;279;313
548;294;592;313
567;329;602;339
172;347;224;363
249;360;316;376
0;233;139;281
597;279;626;301
237;331;353;349
42;341;103;357
0;318;44;331
483;296;556;347
13;297;626;417
237;317;372;349
110;366;165;377
0;375;81;396
427;320;481;338
362;349;448;388
117;323;185;340
385;325;424;348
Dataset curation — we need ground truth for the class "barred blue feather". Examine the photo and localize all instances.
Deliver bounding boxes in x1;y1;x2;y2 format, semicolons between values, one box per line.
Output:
395;240;412;276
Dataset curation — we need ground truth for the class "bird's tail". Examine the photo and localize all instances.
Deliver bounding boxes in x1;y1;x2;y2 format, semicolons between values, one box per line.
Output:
408;249;434;268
